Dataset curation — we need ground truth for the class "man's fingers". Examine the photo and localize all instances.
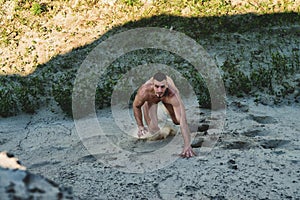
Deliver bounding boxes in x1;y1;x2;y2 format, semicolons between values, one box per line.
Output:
138;129;147;137
180;152;189;158
191;149;196;156
180;149;196;158
138;130;143;137
189;149;196;157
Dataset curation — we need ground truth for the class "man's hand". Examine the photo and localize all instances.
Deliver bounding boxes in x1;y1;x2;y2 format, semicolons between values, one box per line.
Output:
180;145;196;158
137;126;148;137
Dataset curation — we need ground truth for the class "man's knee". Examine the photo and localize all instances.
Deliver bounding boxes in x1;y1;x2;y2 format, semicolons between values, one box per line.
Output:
172;119;180;125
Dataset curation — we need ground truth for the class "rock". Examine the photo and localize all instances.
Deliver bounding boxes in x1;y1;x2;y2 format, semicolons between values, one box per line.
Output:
0;152;73;200
228;159;238;170
258;139;290;149
0;167;73;200
191;137;205;148
256;96;274;106
197;124;209;132
221;140;252;150
0;152;26;170
230;165;238;170
242;128;270;137
228;159;236;165
249;114;277;124
230;101;249;112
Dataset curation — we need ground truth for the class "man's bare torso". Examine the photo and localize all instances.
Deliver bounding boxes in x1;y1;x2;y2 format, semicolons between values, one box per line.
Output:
138;81;177;106
133;74;196;157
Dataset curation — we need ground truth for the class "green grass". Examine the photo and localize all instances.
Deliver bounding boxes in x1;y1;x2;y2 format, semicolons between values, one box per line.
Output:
30;2;45;15
222;50;300;99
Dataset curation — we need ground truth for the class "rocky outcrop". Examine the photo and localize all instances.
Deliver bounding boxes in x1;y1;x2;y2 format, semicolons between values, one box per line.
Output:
0;152;73;200
0;152;26;170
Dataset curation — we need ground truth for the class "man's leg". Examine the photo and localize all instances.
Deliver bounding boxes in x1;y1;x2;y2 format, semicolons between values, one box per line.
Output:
142;102;160;133
163;103;180;125
142;101;151;127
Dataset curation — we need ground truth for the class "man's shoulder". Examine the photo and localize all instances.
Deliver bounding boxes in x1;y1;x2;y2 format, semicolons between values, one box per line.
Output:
137;83;152;97
164;88;176;99
139;82;152;91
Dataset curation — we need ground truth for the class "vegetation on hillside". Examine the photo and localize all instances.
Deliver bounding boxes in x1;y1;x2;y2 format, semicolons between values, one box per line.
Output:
0;0;299;117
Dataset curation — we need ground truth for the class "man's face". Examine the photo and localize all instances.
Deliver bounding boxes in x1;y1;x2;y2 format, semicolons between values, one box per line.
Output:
153;79;168;98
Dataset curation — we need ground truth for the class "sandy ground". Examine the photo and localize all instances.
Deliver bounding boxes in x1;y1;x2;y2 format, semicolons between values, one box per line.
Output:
0;96;299;199
1;1;299;199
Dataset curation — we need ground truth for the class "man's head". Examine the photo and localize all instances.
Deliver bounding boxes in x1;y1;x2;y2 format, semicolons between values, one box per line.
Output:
153;72;168;98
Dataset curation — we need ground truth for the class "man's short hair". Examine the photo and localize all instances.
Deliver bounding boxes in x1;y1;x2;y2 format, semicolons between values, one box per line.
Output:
153;72;167;82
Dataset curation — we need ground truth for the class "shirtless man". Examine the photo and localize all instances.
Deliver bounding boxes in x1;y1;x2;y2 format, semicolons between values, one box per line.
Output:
133;72;196;158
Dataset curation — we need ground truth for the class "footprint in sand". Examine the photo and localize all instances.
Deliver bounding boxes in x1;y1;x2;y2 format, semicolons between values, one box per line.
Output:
249;114;277;124
258;139;290;149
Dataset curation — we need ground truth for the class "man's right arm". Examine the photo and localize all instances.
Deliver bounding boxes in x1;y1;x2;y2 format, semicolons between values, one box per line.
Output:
133;99;143;128
133;89;147;136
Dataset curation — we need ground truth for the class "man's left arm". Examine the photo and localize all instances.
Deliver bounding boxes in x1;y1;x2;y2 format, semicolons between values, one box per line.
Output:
167;76;195;157
177;101;196;158
172;93;195;158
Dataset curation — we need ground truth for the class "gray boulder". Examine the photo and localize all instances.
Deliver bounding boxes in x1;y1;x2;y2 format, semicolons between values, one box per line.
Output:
0;152;73;200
